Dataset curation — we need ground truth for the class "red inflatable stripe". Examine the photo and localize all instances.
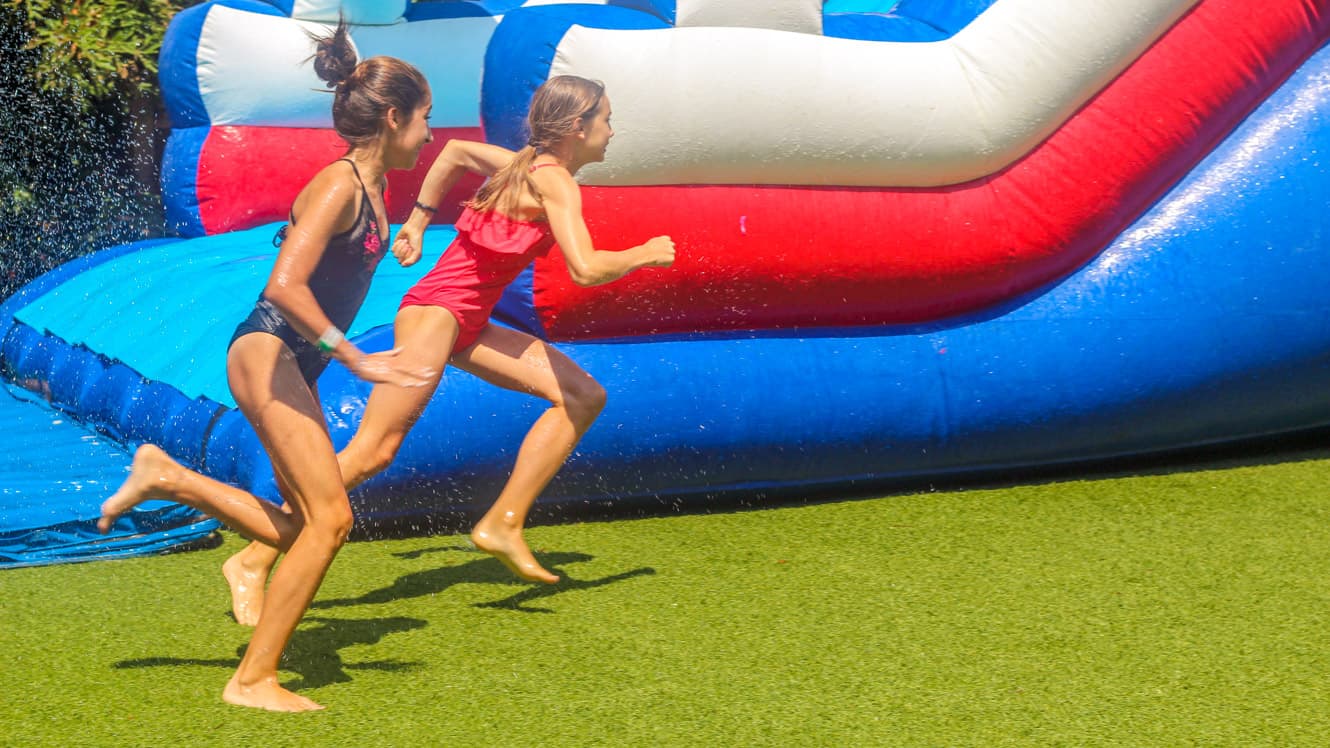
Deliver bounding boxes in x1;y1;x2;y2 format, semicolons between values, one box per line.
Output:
533;0;1330;340
195;127;484;236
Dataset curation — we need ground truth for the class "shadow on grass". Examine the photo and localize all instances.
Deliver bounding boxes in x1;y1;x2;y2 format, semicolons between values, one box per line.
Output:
113;615;427;689
473;566;657;613
312;547;656;614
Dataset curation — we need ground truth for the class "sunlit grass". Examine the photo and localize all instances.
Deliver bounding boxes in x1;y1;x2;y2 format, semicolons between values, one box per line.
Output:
3;438;1329;747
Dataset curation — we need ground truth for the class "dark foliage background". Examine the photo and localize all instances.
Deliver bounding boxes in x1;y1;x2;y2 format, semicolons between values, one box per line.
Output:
1;1;187;302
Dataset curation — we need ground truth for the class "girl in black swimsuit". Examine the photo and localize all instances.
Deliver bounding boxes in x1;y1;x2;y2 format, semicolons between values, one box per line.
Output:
99;22;435;713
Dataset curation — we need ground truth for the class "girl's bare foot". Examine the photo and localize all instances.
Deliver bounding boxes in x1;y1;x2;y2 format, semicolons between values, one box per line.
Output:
223;674;324;712
222;552;268;627
98;444;181;533
471;514;559;584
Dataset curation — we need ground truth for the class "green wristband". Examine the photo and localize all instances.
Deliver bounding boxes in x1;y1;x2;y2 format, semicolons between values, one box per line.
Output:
317;326;344;353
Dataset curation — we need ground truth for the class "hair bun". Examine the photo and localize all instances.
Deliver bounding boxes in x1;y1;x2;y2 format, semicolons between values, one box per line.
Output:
309;20;358;89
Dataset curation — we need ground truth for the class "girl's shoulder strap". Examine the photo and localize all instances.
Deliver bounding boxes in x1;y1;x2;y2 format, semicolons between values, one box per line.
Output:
528;162;563;174
338;157;368;189
334;158;374;221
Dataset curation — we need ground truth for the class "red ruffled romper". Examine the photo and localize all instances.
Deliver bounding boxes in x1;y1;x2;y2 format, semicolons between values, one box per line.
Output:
399;204;556;351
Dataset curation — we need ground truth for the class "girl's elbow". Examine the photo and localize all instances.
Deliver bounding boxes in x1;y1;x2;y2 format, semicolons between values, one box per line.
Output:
261;283;298;313
566;263;601;287
261;285;287;307
434;141;462;169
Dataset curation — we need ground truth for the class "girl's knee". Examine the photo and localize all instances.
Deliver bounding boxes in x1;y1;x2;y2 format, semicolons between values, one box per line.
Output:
564;377;606;426
368;439;403;477
308;504;355;546
345;431;406;479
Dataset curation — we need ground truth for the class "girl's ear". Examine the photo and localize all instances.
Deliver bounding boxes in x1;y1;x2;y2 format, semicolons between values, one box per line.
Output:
386;106;402;131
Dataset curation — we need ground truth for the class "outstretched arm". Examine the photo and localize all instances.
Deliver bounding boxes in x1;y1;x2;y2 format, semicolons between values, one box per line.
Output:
534;166;675;287
392;140;516;265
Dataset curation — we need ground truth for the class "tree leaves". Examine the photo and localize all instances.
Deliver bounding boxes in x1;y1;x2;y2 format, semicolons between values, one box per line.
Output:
18;0;186;108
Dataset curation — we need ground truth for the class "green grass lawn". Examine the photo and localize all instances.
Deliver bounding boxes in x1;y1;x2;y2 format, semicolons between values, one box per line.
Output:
4;440;1330;747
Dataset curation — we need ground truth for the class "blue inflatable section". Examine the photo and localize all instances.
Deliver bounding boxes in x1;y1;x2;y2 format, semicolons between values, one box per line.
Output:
825;0;998;41
160;125;208;239
0;383;219;567
11;223;457;409
4;13;1330;563
0;240;222;567
406;1;671;22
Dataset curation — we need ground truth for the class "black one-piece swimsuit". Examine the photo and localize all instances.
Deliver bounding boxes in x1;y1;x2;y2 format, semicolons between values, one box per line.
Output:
229;159;387;385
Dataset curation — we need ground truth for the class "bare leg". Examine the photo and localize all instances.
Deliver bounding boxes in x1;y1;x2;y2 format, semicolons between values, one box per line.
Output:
224;534;282;627
223;439;363;627
451;324;607;584
224;381;328;628
100;443;301;546
217;334;356;712
337;305;456;490
102;338;340;711
221;308;456;630
99;343;319;549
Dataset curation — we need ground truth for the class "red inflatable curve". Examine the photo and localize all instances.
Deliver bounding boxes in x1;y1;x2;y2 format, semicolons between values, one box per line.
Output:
195;126;484;235
531;0;1330;340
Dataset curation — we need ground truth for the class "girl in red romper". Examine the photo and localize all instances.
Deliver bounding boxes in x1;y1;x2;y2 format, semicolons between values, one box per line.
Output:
375;76;675;583
397;171;561;352
223;75;676;593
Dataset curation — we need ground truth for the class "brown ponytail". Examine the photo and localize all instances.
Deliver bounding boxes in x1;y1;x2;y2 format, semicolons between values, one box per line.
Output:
468;75;605;216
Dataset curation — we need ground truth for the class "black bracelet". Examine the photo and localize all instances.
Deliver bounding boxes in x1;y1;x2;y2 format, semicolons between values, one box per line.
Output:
413;201;438;214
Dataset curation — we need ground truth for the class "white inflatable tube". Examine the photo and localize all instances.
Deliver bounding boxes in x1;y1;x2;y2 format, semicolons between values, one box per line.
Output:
195;5;498;128
674;0;822;34
554;0;1198;187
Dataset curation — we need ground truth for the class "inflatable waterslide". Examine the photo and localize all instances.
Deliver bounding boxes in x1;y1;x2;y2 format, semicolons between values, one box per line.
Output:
3;0;1328;566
